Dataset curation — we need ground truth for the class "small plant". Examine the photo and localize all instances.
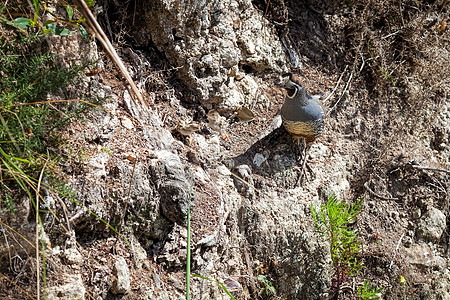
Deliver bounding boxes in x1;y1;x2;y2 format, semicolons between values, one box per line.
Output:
1;192;15;212
311;194;364;299
358;279;382;300
5;0;94;39
257;275;276;296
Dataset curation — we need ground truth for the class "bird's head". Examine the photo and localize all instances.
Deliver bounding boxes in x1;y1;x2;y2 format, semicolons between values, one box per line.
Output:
281;73;305;99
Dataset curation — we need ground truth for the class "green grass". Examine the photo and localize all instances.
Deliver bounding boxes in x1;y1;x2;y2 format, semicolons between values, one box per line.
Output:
0;3;102;298
0;15;92;208
0;35;87;154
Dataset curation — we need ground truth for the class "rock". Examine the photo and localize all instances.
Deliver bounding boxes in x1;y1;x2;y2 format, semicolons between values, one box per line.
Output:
223;277;242;292
112;257;131;294
194;135;222;160
169;276;184;291
197;231;219;247
150;151;191;225
141;286;184;300
129;234;151;270
63;247;83;265
47;32;98;71
62;231;83;265
404;243;436;268
417;207;446;241
47;274;85;300
132;0;287;109
123;90;145;123
233;164;255;198
253;153;267;167
412;207;422;219
87;152;109;179
217;164;232;176
120;116;134;129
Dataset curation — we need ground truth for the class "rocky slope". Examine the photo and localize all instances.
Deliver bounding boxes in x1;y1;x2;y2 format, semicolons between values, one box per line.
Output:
1;0;448;299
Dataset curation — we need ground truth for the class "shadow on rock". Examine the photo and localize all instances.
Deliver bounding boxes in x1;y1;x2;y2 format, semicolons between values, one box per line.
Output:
226;126;307;194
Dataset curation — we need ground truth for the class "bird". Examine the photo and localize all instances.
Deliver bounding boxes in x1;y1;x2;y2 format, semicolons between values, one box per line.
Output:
280;74;324;145
280;74;324;182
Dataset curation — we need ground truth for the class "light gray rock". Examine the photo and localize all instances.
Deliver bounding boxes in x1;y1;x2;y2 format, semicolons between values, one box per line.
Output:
169;276;184;291
63;247;83;265
131;0;287;110
417;207;446;241
87;152;109;179
141;286;184;300
47;274;85;300
112;257;131;294
404;243;436;268
233;164;255;198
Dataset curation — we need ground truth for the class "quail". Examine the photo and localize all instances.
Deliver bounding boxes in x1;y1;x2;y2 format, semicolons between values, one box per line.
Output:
281;75;324;145
281;74;324;182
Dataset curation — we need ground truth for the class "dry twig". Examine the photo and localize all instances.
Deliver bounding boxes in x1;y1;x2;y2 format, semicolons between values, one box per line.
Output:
73;0;145;108
35;157;49;300
323;65;348;104
0;271;35;299
406;163;450;174
327;69;353;116
389;232;405;269
364;181;398;201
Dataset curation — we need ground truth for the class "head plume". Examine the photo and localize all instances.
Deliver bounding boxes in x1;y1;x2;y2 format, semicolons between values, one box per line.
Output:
281;73;304;99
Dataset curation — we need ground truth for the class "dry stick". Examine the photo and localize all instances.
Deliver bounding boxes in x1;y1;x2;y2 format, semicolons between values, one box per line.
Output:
0;220;36;249
364;181;398;201
381;30;402;40
359;51;365;72
407;164;450;174
0;98;106;110
230;171;259;193
1;228;13;269
389;232;405;269
0;271;35;300
323;65;348;104
35;158;49;300
73;0;145;108
326;69;353;117
56;195;72;232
